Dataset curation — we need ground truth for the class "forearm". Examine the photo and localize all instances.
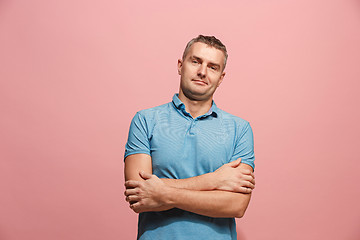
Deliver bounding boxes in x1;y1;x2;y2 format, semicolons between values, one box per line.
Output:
125;154;254;216
163;187;251;218
126;156;217;192
161;172;215;191
161;162;254;193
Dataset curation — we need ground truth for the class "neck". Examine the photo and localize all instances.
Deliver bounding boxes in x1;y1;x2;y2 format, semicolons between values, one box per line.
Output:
178;92;213;119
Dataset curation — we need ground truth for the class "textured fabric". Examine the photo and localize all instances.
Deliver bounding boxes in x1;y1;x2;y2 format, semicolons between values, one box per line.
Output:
124;94;255;240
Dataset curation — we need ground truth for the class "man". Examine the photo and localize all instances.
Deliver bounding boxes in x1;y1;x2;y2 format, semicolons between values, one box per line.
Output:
124;35;255;240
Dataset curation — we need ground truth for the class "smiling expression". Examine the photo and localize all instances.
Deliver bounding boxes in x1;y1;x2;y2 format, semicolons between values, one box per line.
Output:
178;42;226;102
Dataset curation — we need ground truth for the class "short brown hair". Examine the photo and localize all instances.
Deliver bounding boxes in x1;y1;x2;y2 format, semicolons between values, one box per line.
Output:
182;35;228;71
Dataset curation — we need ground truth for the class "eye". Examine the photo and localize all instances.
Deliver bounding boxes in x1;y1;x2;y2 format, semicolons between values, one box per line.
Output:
210;66;218;71
192;60;198;64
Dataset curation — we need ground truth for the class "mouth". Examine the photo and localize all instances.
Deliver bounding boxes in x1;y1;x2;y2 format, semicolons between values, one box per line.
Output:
192;79;208;85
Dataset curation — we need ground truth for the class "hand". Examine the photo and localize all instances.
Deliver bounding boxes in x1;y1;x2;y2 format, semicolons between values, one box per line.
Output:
212;159;255;194
124;172;172;213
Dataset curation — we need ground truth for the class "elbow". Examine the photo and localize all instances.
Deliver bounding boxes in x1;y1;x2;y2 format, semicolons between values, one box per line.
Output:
234;208;246;218
233;193;251;218
233;202;250;218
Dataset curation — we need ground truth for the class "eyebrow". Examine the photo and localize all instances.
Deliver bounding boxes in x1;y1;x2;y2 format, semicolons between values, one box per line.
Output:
191;55;221;69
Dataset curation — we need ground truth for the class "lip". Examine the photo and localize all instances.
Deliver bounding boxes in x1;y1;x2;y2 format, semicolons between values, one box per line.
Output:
192;79;208;85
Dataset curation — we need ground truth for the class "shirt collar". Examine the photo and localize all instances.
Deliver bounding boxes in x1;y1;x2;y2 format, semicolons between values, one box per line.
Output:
172;94;218;118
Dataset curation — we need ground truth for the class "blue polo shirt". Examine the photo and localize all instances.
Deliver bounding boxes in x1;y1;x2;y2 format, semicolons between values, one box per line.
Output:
125;94;255;240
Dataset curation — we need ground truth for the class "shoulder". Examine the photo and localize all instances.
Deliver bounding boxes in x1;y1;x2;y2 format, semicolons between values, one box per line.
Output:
128;102;172;136
136;102;171;118
132;102;173;126
216;107;250;128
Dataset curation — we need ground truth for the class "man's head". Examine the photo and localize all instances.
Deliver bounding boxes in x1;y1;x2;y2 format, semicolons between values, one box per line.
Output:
177;35;227;102
182;35;228;72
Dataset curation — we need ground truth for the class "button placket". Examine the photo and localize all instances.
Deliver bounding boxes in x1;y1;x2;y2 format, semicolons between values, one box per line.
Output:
189;119;197;135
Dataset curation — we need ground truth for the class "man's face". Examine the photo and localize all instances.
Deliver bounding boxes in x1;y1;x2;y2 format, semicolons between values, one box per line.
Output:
178;42;226;101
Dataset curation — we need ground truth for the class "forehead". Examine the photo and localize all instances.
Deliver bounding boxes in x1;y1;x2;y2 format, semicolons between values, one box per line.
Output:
186;42;225;66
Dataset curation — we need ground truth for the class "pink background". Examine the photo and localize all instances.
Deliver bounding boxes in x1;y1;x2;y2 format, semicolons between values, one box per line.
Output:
1;0;360;239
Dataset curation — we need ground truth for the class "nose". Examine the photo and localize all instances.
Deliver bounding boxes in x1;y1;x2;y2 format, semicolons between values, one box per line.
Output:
197;63;207;79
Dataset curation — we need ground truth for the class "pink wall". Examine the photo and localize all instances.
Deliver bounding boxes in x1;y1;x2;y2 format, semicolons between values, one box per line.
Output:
1;0;359;239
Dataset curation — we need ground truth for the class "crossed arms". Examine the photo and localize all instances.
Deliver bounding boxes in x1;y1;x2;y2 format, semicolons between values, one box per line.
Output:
124;153;255;218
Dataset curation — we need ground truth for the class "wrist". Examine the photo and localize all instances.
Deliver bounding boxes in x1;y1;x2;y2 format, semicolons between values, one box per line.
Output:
162;185;176;208
207;171;219;190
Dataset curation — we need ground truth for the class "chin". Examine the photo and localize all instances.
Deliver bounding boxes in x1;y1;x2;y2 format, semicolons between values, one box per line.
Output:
185;91;211;101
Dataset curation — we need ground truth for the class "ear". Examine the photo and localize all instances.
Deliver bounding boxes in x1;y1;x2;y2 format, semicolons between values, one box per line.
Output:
177;59;182;75
217;71;226;87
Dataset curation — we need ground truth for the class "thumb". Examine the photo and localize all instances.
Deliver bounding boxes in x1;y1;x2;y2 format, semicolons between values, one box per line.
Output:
229;158;241;168
139;171;152;180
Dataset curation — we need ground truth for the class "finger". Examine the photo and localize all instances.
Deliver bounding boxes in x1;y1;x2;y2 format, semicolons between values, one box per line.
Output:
241;174;254;182
229;159;241;168
125;180;141;188
242;174;255;185
139;171;152;180
236;187;252;194
126;195;141;202
247;171;255;178
248;177;255;186
130;202;142;213
239;168;252;175
124;188;138;196
244;181;255;189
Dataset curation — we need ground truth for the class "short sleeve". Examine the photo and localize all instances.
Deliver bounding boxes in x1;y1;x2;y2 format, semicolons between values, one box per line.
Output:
124;112;151;159
230;122;255;170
